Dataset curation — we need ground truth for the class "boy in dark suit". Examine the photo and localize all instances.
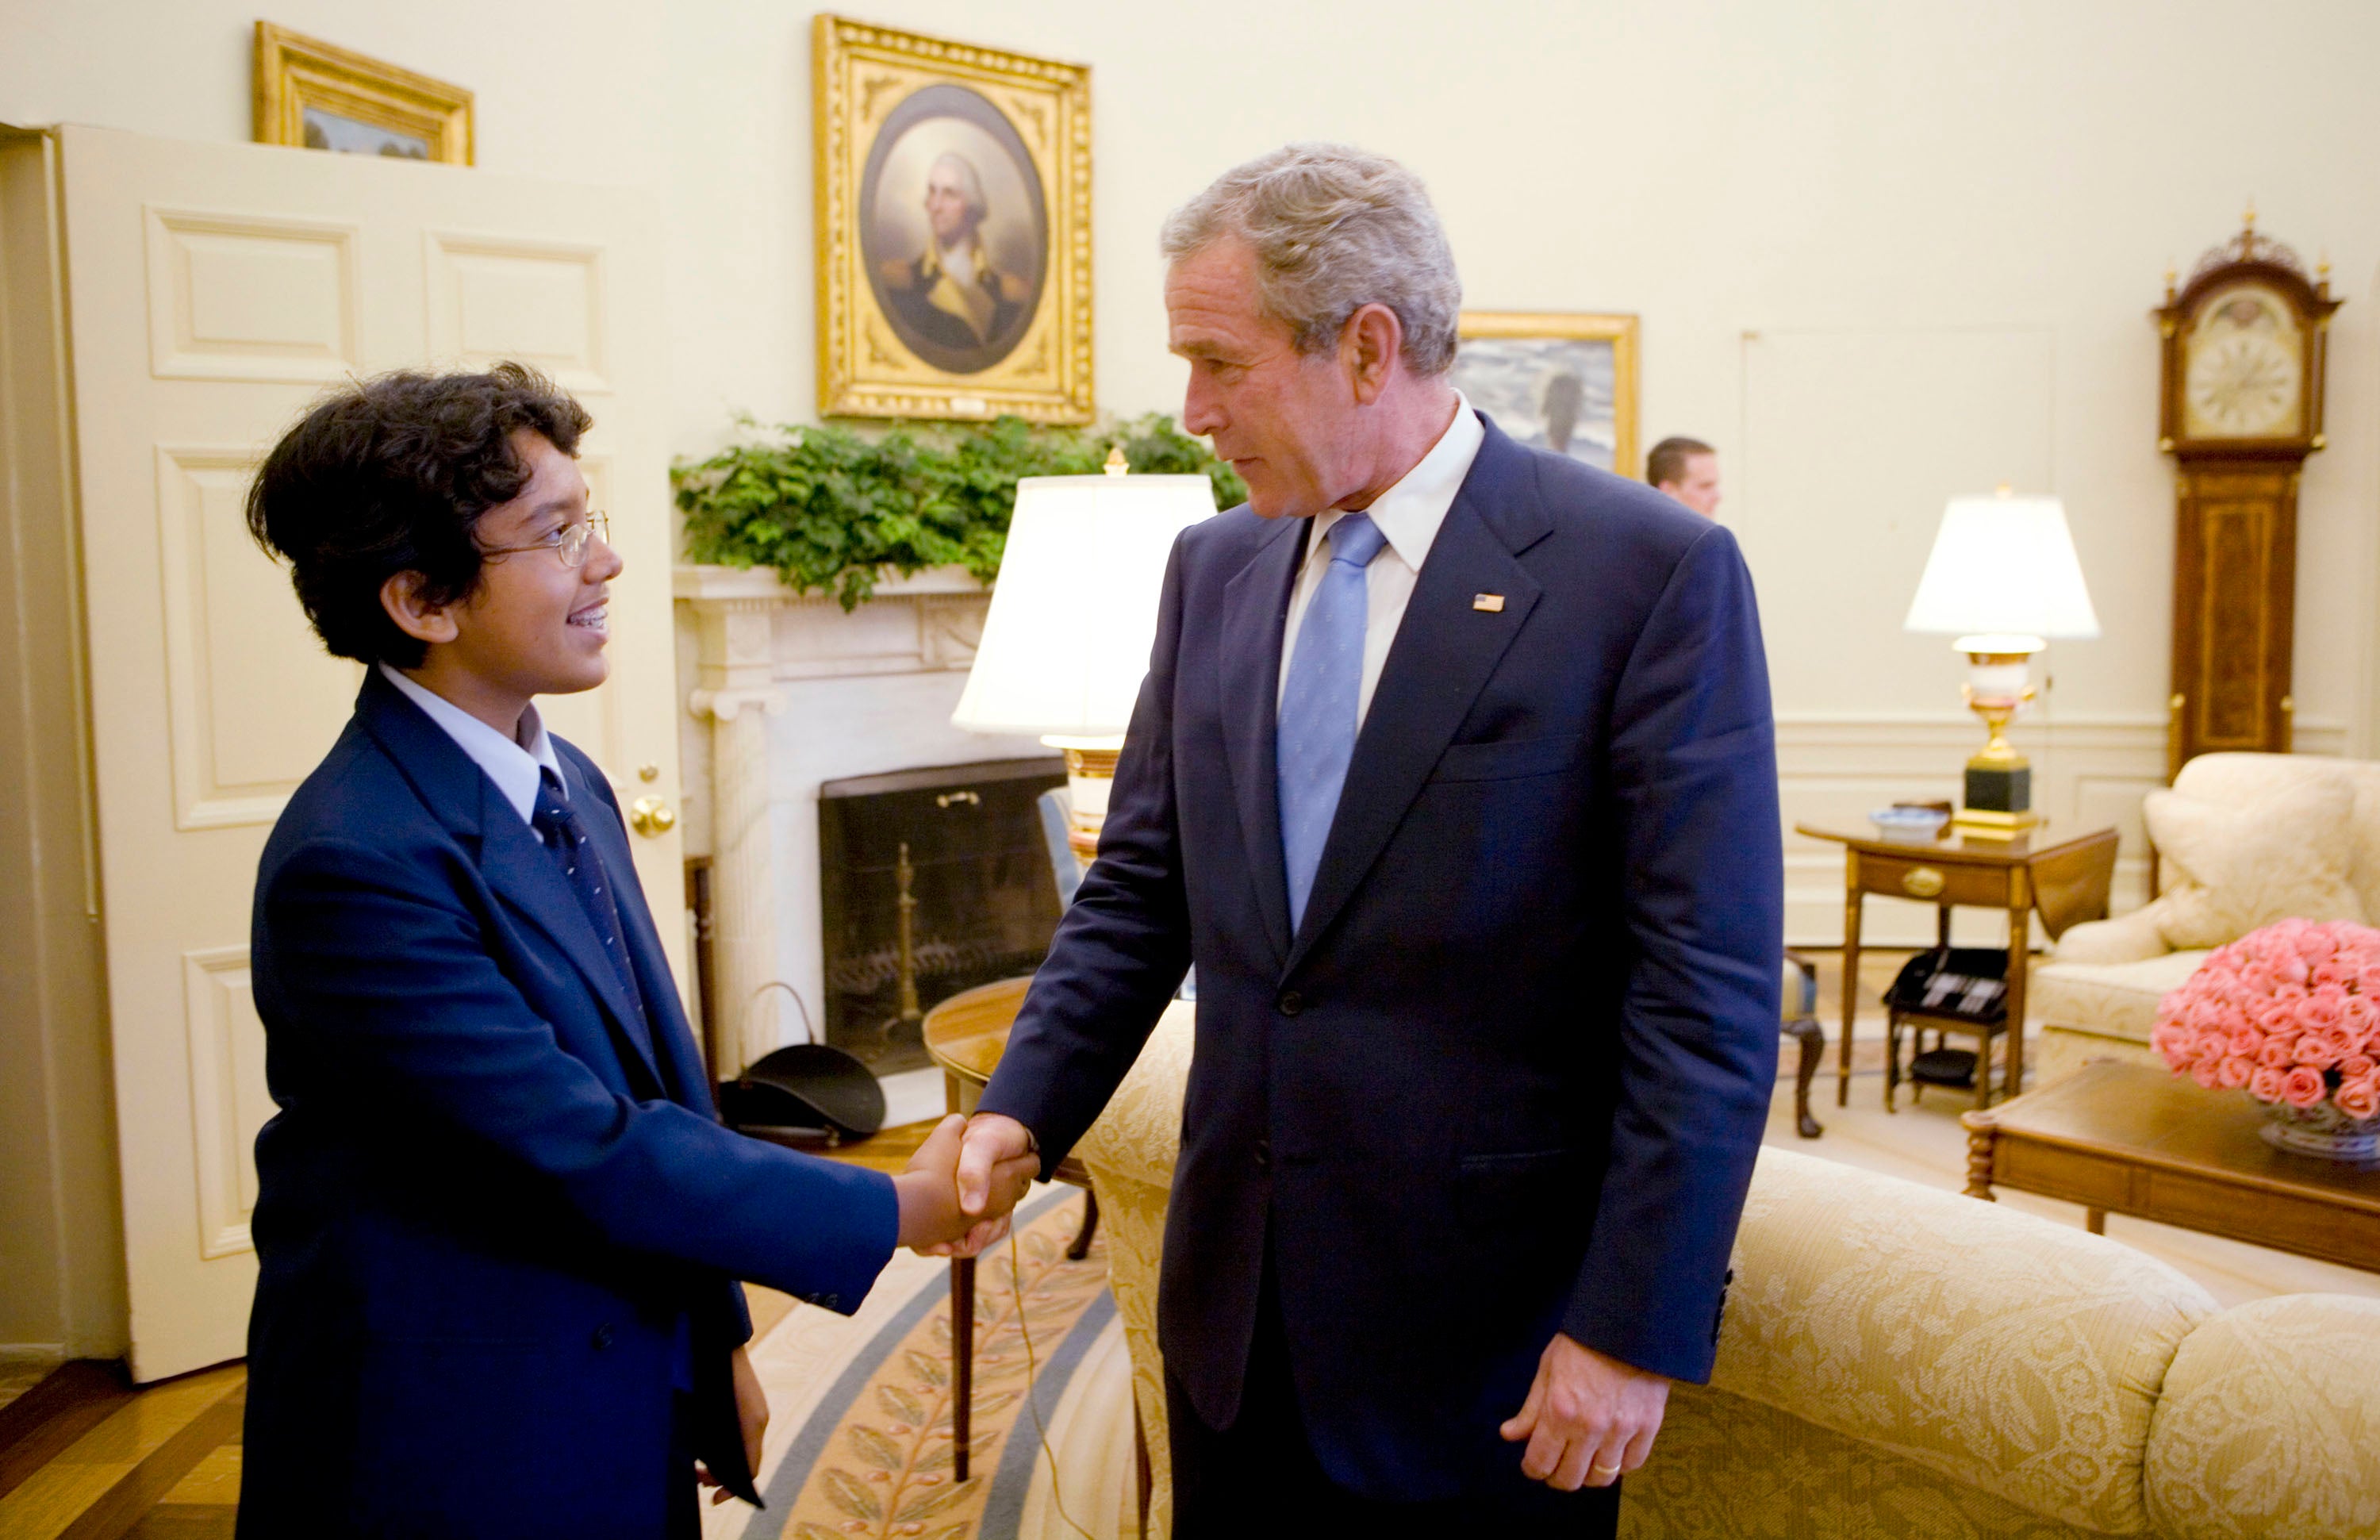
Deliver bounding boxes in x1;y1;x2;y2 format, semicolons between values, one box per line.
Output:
237;364;1029;1537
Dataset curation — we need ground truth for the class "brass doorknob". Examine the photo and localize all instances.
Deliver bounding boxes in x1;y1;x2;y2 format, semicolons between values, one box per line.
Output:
628;795;677;837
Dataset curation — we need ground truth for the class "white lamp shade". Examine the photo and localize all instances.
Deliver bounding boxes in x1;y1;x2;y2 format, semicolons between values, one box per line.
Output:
950;473;1219;738
1903;493;2100;643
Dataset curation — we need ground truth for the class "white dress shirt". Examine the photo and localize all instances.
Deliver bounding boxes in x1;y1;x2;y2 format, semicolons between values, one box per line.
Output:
1278;394;1486;727
378;662;566;824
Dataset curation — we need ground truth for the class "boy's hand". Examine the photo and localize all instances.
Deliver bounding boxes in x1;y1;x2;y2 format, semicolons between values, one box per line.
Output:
892;1114;975;1250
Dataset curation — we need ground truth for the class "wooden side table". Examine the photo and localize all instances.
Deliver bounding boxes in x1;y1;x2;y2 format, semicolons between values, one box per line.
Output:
919;977;1104;1487
1796;822;2118;1109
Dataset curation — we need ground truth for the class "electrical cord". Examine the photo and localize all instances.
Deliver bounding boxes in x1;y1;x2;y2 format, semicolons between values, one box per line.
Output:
1005;1212;1096;1540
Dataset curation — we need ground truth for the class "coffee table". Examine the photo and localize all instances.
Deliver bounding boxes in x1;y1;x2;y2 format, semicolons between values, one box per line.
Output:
1961;1059;2380;1273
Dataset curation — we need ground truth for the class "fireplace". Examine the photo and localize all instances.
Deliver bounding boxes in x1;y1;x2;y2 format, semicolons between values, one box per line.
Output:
818;756;1069;1073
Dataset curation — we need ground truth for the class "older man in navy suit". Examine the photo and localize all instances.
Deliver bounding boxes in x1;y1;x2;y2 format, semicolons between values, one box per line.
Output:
948;145;1783;1532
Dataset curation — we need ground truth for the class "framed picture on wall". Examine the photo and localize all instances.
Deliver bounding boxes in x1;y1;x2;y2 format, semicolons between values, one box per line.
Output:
812;15;1092;424
252;23;474;166
1452;312;1641;477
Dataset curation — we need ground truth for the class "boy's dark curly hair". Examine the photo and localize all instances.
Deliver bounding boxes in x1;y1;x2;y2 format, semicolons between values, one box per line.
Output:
246;363;593;668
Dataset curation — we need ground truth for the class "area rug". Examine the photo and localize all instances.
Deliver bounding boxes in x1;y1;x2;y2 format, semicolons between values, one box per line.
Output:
716;1185;1134;1540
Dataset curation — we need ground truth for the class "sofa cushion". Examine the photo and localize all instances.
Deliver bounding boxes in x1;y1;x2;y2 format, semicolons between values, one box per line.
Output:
2147;773;2364;949
2169;753;2380;920
1626;1382;2109;1539
2029;950;2213;1045
2145;1293;2380;1539
1716;1147;2216;1534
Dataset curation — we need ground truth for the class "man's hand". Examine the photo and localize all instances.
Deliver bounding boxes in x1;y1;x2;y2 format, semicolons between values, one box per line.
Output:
697;1344;769;1506
1499;1333;1671;1489
914;1113;1039;1258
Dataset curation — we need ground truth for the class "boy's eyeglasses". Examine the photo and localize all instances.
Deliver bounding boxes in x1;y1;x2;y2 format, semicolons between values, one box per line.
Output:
481;512;611;568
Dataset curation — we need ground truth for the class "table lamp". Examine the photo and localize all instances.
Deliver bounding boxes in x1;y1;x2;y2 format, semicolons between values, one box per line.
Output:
951;452;1217;870
1903;487;2099;838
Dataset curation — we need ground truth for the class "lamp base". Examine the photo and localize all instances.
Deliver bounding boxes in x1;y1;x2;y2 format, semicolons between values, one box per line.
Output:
1045;735;1122;870
1956;758;2036;840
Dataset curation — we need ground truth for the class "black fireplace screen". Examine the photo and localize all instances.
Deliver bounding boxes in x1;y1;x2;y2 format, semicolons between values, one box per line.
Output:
818;757;1069;1073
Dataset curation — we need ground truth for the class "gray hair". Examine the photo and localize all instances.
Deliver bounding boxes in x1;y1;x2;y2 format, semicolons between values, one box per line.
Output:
927;152;988;222
1159;143;1462;376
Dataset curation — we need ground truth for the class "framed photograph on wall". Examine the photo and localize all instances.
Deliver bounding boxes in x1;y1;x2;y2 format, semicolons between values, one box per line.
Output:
252;22;473;166
813;15;1092;424
1452;312;1641;478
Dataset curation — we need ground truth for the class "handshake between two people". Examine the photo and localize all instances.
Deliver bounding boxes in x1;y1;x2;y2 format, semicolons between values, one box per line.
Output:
890;1112;1040;1256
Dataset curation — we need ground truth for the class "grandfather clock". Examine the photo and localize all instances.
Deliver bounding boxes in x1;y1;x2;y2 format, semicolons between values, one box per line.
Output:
2154;213;2340;777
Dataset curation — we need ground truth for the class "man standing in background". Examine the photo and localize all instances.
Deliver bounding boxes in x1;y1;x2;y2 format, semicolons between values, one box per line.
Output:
1649;436;1722;517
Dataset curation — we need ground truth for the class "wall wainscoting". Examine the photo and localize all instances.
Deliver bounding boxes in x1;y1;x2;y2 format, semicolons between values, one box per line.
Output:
1777;712;2349;948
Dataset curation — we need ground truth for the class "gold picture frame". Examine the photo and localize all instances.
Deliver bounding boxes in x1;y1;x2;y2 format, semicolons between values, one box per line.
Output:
1452;312;1641;478
253;22;474;166
813;15;1092;424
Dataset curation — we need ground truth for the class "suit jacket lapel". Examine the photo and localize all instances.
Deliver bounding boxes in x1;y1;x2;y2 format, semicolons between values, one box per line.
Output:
473;774;667;1090
355;672;666;1094
559;751;712;1107
1219;517;1307;969
1284;422;1549;977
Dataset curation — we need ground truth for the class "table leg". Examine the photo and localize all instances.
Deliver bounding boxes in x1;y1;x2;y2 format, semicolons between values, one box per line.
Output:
1067;1187;1100;1261
1838;879;1863;1108
2086;1208;2106;1235
2006;899;2031;1100
1962;1115;1998;1200
1785;1016;1825;1138
951;1254;975;1480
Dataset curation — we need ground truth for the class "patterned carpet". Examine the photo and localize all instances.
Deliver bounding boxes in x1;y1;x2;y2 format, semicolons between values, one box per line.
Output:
714;1185;1134;1540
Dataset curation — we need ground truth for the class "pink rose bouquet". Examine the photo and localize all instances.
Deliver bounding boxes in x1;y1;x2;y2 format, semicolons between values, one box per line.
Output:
2154;918;2380;1126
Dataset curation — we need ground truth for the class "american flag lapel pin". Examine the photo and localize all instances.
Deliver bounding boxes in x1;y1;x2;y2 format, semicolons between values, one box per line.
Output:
1472;593;1506;613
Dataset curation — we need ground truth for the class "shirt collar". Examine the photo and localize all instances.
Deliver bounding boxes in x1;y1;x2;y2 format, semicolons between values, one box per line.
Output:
1310;391;1484;574
377;662;563;824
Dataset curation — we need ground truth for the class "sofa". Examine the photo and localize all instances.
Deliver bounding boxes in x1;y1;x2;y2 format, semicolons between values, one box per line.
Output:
2033;753;2380;1084
1076;1002;2380;1538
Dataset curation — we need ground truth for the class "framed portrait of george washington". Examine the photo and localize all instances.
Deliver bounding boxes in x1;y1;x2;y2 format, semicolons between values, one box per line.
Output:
813;16;1092;423
1451;312;1641;477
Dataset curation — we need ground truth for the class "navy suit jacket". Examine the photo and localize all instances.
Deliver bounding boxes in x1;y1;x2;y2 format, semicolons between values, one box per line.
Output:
239;671;897;1537
976;413;1783;1500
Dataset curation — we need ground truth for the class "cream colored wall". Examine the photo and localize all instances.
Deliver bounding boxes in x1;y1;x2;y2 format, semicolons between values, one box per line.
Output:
3;6;2377;935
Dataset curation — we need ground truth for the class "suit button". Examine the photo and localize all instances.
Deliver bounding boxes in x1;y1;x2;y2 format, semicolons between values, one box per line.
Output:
590;1323;615;1350
1277;991;1303;1016
1253;1139;1272;1171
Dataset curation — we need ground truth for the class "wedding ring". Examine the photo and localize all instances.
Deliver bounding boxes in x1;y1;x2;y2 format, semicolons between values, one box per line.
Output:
1590;1461;1622;1478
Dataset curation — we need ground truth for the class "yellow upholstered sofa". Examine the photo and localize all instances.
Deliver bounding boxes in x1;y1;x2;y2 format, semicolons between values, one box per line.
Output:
1076;1004;2380;1539
2034;752;2380;1083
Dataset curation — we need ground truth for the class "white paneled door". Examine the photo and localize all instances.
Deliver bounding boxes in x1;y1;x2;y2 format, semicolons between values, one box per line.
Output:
57;125;685;1381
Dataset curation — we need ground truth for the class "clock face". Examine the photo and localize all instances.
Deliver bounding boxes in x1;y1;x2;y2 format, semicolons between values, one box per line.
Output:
2182;282;2305;440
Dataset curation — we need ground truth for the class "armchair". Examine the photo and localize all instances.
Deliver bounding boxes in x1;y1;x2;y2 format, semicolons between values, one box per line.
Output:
2033;752;2380;1081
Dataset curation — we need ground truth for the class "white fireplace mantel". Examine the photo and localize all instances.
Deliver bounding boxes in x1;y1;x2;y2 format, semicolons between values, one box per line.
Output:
672;562;992;682
672;563;1041;1087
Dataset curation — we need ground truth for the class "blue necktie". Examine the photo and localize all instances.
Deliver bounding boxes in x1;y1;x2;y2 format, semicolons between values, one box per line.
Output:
1278;513;1388;934
531;768;647;1028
